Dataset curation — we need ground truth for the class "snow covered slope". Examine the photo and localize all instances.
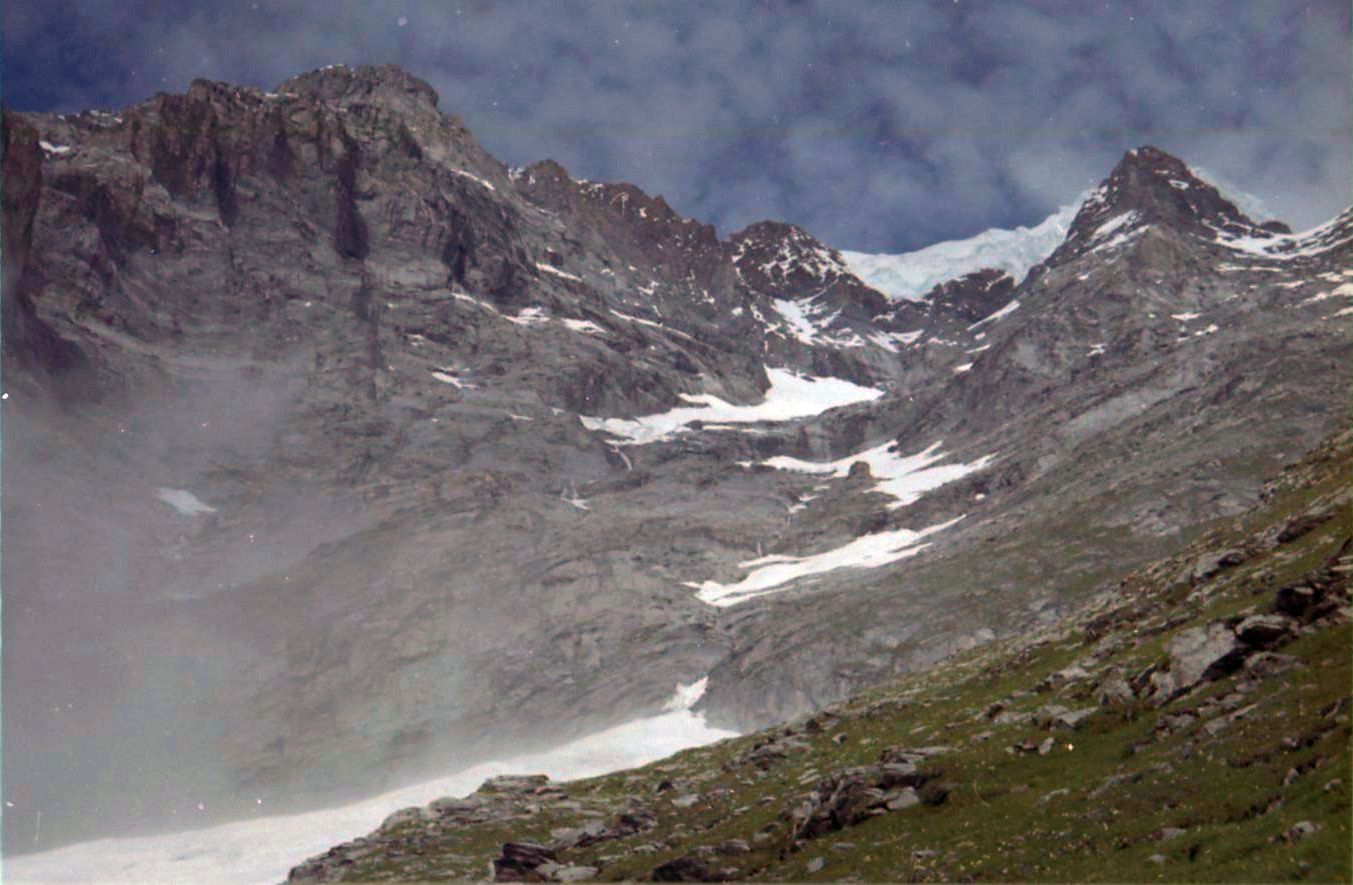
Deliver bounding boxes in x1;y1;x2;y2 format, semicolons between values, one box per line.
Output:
2;683;734;885
839;198;1083;301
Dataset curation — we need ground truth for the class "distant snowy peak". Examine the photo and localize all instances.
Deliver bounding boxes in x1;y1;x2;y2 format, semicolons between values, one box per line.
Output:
839;199;1081;302
835;147;1296;302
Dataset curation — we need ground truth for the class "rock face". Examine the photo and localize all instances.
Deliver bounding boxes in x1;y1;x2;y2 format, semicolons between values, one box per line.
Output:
2;64;1350;850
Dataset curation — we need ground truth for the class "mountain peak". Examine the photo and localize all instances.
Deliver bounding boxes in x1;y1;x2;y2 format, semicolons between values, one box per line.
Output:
1113;144;1190;175
730;219;848;285
275;64;440;113
1045;145;1268;265
1092;144;1256;233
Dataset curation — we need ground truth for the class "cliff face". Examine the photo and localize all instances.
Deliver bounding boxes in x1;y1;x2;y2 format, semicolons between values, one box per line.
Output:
2;65;1349;851
2;110;88;379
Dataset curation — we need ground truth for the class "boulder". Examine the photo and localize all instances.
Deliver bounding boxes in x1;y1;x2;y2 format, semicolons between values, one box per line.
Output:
1190;549;1245;583
1095;673;1134;707
493;842;558;882
1034;704;1070;729
429;796;482;817
1275;584;1319;617
1038;664;1092;692
1052;708;1097;730
1165;623;1245;689
652;854;734;881
549;820;608;851
483;774;552;794
1277;820;1320;843
792;763;938;840
1234;614;1296;647
1244;652;1305;679
884;788;920;811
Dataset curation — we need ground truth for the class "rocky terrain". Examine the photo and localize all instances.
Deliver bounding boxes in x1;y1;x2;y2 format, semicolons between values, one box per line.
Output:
2;63;1349;851
289;427;1351;881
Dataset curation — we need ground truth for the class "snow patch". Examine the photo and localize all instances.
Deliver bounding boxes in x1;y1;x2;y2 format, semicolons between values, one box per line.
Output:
765;298;863;349
691;517;963;607
450;168;495;191
38;140;72;155
561;318;605;335
662;676;709;712
430;369;476;389
609;309;696;342
1302;283;1353;305
760;440;994;510
155;488;217;515
536;262;581;282
505;307;551;327
1091;211;1139;241
968;299;1020;330
1209;211;1353;262
1088;226;1146;255
771;298;824;345
580;368;883;446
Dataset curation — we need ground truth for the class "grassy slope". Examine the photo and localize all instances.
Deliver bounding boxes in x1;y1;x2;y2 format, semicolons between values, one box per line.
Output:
292;430;1351;883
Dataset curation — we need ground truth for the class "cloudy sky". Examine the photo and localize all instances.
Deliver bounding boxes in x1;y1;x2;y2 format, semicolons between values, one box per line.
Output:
3;0;1348;251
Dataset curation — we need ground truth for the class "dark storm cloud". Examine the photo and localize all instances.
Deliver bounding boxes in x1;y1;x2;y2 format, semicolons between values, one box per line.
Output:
3;0;1348;250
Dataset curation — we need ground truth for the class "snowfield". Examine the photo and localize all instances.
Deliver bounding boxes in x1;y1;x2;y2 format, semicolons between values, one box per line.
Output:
689;516;963;607
761;440;994;509
580;368;883;445
3;683;734;885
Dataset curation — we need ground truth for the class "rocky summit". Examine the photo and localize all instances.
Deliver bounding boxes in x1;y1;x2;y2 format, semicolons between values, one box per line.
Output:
2;63;1349;860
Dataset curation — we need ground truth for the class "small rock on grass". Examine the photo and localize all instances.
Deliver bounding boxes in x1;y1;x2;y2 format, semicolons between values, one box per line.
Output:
1053;708;1096;730
885;788;920;811
1277;821;1320;843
